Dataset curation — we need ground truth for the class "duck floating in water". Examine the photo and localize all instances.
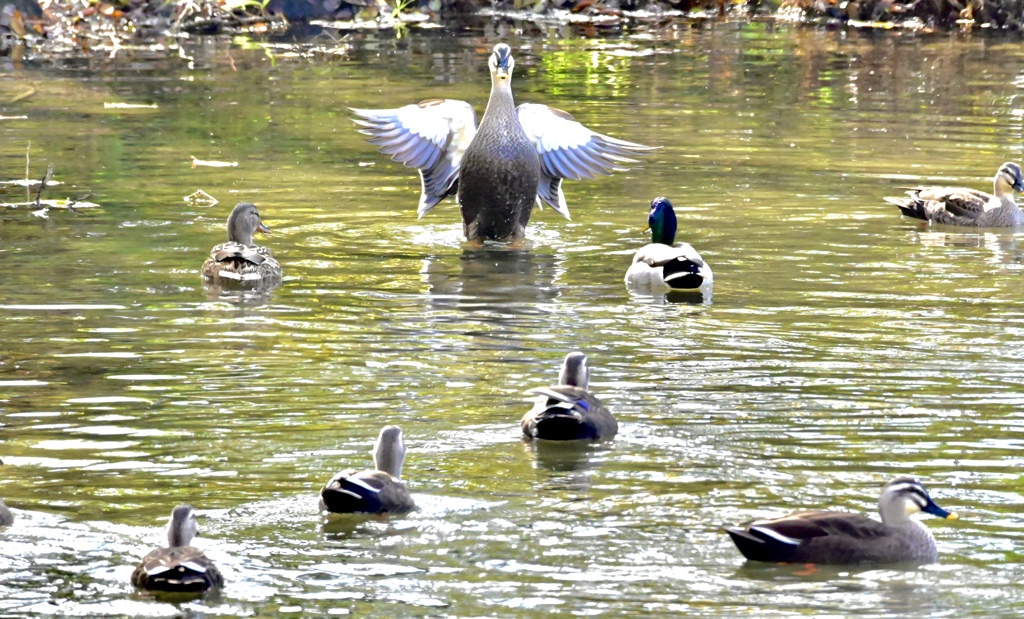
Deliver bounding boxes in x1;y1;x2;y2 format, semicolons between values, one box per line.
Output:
522;351;618;441
885;162;1024;226
0;499;12;527
201;202;282;285
625;197;712;293
352;43;656;243
724;477;958;565
131;505;224;593
319;425;416;515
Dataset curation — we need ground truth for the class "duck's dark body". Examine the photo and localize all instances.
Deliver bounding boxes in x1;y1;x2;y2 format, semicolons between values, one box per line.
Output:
521;386;617;441
319;469;415;515
459;130;540;242
724;511;937;565
458;54;541;242
131;546;224;593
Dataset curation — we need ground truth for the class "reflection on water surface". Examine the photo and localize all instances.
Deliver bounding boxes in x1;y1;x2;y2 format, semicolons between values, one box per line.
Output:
2;24;1024;618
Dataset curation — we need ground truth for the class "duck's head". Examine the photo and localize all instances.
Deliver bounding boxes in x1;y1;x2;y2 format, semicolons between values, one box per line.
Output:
994;162;1024;195
373;425;407;479
558;351;590;390
226;202;271;246
648;197;678;246
489;44;515;83
878;477;957;525
166;504;200;548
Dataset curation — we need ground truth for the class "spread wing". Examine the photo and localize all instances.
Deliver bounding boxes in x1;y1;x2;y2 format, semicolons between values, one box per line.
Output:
517;103;657;220
352;100;477;218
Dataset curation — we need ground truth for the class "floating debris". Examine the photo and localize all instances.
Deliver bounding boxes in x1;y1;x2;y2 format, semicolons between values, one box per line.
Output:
1;178;61;187
103;102;159;109
1;198;100;210
190;156;238;168
185;190;219;207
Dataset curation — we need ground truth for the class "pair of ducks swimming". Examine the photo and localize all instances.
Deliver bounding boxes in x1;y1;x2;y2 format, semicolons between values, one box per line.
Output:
126;352;957;595
315;359;614;513
201;196;713;294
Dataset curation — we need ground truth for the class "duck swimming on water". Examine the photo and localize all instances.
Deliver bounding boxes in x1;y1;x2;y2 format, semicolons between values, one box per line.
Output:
625;197;712;293
885;162;1024;227
724;477;958;565
131;505;224;594
521;351;618;441
319;425;416;515
201;202;282;286
352;43;656;243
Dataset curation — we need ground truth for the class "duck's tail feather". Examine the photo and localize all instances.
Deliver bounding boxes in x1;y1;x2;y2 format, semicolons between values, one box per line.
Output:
884;197;928;221
138;565;219;593
663;258;707;289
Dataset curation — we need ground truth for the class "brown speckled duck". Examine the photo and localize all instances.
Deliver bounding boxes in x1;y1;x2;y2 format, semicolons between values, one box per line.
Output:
351;43;656;243
724;477;958;565
201;202;282;285
886;162;1024;226
522;351;618;441
131;505;224;594
319;425;415;515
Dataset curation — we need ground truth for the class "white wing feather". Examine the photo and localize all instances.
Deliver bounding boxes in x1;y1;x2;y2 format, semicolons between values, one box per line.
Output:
352;100;477;217
517;103;657;220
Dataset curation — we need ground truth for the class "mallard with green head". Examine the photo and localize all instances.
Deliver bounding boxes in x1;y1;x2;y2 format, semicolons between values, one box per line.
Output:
201;202;282;285
625;197;712;292
319;425;416;515
724;477;958;565
885;162;1024;226
131;504;224;593
522;351;618;441
351;43;656;243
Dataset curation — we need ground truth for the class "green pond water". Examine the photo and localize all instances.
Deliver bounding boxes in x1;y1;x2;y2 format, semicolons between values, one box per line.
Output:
1;23;1024;618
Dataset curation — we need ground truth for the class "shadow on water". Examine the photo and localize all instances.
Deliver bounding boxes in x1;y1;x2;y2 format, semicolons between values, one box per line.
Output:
525;439;611;473
625;284;713;306
202;281;281;306
729;559;935;585
320;513;393;538
916;230;1023;264
421;247;562;314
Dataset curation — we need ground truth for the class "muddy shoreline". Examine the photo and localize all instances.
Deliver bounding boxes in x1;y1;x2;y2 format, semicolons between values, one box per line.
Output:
1;0;1021;60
